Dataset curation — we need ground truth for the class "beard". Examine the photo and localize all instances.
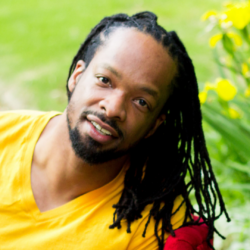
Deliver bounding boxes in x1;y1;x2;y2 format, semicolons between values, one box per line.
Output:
67;110;129;165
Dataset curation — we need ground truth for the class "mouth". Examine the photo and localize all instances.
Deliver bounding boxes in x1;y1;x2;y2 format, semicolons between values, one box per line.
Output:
86;114;119;138
90;121;113;136
82;114;121;144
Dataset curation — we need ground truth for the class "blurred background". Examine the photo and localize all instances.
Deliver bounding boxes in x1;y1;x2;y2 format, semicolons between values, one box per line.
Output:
1;0;249;249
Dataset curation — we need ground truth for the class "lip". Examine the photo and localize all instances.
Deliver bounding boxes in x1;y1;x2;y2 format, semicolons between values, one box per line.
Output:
86;114;119;138
85;120;115;144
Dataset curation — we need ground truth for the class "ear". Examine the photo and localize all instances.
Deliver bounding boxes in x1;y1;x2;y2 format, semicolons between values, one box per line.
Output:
68;60;86;92
144;113;166;139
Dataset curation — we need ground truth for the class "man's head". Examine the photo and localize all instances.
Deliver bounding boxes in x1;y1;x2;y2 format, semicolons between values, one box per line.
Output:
66;26;176;164
65;11;230;250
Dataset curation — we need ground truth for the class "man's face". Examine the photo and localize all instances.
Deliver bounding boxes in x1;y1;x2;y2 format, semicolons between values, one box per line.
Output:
67;28;176;164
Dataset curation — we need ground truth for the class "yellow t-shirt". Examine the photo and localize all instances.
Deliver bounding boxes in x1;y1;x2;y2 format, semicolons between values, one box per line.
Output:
0;110;186;250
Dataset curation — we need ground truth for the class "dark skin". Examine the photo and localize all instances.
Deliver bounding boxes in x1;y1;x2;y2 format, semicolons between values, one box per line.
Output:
31;28;176;212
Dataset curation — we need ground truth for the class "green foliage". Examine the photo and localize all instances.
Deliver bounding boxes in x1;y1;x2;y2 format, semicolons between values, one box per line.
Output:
201;1;250;249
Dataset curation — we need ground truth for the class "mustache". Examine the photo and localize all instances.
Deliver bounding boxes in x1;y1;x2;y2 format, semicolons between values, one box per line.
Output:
80;110;124;138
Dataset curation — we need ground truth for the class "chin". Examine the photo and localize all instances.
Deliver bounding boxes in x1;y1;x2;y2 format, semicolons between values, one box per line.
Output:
68;123;127;165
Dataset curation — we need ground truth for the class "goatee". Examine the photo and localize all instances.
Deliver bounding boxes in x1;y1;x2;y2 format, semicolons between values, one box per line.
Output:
67;110;128;165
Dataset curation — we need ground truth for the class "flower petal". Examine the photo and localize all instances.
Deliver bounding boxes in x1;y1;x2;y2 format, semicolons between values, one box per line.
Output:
245;87;250;97
209;33;223;48
242;63;249;76
199;91;207;104
215;78;237;101
201;10;218;21
227;32;243;46
224;2;250;29
228;107;241;119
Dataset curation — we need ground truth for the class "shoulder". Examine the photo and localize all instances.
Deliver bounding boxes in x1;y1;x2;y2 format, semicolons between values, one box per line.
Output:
0;109;59;121
0;110;61;129
0;110;61;144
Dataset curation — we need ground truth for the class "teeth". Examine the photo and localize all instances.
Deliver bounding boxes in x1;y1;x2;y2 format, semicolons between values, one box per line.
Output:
92;121;101;131
91;121;112;136
101;127;112;135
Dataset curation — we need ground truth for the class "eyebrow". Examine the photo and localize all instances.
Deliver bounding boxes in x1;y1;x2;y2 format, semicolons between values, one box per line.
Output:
101;64;122;79
139;86;159;99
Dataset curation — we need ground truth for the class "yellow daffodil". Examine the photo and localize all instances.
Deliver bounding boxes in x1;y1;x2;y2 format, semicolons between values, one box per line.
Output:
215;78;237;101
228;107;241;119
242;63;249;76
227;32;243;46
223;2;250;29
245;87;250;97
209;33;223;48
201;10;218;21
199;91;207;104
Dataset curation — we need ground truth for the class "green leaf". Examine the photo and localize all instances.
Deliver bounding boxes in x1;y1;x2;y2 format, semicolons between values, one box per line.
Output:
202;103;250;160
227;160;250;175
222;34;235;55
220;183;250;191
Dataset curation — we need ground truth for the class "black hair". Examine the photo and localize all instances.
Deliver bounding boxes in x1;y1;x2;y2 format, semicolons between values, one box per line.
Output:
66;11;230;250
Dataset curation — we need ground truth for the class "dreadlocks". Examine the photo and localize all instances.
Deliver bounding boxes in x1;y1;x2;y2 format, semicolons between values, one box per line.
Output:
66;11;230;250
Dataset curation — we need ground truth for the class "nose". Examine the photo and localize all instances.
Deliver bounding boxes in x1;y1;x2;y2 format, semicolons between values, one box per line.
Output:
99;91;127;122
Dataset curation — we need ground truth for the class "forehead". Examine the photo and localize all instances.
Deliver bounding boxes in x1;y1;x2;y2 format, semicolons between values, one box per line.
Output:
89;28;176;97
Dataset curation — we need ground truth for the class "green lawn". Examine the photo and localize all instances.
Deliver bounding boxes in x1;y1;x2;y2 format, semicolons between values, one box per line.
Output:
0;0;225;111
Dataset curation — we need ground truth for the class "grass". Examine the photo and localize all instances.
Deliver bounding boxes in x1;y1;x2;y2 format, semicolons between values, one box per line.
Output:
1;0;225;111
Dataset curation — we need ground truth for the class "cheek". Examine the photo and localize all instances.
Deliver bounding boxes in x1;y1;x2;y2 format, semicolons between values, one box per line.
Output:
73;81;102;107
130;113;161;141
125;117;151;142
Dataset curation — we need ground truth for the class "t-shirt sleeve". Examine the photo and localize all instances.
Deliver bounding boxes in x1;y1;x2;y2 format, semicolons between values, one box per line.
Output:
126;195;186;250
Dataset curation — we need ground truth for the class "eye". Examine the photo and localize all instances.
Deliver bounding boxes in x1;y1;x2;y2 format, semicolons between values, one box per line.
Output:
98;76;110;85
138;99;147;107
135;99;149;108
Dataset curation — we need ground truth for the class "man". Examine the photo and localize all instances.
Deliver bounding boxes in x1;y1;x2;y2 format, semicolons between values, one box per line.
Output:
0;11;229;249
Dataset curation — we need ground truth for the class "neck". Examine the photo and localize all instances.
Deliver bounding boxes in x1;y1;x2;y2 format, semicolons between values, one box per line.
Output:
31;111;129;212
